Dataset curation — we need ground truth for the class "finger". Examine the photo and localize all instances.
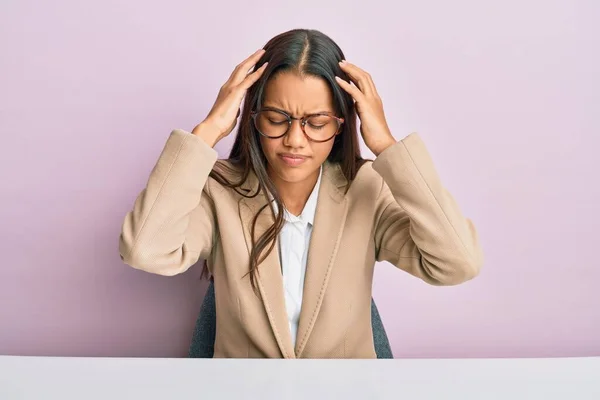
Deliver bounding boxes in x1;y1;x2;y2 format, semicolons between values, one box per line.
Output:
228;49;266;87
338;61;370;95
335;76;365;103
342;61;377;95
339;61;377;97
227;62;268;111
233;48;265;75
239;62;268;90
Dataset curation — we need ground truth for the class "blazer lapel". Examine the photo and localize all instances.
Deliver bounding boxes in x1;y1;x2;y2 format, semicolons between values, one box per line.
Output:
295;161;348;357
238;177;296;359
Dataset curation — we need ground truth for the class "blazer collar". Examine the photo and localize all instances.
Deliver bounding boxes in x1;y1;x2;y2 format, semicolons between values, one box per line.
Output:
237;160;348;358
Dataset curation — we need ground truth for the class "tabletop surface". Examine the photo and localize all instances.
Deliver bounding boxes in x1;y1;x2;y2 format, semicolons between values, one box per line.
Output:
1;355;599;399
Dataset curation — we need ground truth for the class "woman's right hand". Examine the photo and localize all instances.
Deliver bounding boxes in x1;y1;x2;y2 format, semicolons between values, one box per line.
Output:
192;48;268;146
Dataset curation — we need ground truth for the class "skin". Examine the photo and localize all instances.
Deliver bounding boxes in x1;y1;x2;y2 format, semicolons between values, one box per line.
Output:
192;49;397;217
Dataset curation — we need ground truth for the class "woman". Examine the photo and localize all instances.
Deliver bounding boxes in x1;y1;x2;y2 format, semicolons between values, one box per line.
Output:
119;29;483;359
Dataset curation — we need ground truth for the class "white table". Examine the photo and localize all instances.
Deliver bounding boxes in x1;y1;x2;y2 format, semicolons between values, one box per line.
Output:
1;356;598;399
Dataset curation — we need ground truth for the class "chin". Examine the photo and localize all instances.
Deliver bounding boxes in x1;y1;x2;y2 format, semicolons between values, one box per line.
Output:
270;162;316;183
275;168;310;183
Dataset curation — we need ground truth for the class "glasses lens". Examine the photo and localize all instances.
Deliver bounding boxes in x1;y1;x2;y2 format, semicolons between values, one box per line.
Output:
305;115;339;141
254;110;289;138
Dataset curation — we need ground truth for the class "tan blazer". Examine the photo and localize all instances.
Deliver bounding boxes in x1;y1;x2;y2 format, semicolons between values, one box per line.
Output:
119;129;483;359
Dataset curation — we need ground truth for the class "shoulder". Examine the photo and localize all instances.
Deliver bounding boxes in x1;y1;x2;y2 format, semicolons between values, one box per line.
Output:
212;159;243;180
202;159;239;192
324;160;384;204
204;159;257;199
348;160;385;196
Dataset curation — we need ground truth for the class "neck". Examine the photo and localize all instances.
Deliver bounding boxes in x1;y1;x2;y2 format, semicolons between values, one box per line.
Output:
268;167;320;216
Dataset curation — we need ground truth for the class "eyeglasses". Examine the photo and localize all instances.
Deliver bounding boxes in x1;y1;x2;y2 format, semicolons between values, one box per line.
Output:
250;107;344;143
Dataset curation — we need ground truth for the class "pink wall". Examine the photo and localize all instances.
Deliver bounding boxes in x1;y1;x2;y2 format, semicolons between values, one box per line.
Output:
1;0;598;358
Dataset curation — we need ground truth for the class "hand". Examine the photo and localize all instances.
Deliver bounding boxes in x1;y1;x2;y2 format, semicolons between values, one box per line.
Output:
192;48;268;146
335;61;396;156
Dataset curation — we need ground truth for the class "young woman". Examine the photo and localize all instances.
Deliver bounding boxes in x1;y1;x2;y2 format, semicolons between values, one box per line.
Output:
119;29;483;359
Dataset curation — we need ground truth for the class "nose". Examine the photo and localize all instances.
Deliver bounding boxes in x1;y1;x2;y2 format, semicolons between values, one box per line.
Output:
282;118;308;148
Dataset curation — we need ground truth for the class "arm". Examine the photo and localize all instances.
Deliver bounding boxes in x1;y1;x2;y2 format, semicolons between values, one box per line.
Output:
119;49;269;275
372;133;483;285
119;128;219;276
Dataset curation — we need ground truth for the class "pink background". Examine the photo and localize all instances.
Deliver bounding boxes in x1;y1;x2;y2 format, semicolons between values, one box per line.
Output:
1;0;598;358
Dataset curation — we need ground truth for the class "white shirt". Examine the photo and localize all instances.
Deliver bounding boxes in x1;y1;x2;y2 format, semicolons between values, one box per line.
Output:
272;166;322;346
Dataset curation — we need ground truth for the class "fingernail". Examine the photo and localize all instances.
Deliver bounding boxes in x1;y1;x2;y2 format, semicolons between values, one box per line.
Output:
339;60;346;64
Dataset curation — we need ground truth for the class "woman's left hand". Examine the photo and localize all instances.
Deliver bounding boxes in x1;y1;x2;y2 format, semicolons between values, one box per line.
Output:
335;61;397;156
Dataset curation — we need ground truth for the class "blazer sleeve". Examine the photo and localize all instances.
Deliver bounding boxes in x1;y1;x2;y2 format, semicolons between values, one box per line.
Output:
119;128;219;276
371;133;483;285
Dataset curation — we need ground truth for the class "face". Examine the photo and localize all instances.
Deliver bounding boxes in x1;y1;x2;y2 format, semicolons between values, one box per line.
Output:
258;71;337;186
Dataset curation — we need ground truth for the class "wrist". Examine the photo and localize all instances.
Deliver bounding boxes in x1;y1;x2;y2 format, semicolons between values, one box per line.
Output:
371;136;397;156
192;122;221;147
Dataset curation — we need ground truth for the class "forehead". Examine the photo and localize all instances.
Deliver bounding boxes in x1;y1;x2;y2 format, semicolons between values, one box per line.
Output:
262;71;335;115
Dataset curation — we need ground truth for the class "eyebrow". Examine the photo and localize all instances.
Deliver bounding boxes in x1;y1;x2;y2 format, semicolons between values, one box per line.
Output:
262;106;333;116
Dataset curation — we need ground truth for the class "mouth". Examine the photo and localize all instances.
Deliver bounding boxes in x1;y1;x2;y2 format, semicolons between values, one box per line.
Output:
278;153;310;167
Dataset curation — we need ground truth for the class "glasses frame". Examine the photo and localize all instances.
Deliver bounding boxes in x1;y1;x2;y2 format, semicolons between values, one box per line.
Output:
250;107;345;143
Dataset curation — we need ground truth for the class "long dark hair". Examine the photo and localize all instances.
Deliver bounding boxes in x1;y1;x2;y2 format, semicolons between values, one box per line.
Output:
203;29;366;289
